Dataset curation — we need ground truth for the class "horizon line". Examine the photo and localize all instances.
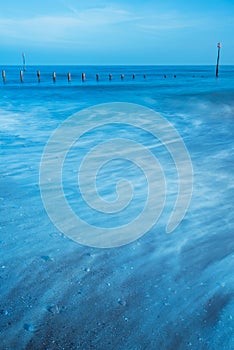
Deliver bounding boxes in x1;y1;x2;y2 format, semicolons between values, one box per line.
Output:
0;64;233;67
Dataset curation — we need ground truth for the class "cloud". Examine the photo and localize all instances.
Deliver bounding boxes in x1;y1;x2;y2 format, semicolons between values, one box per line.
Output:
0;5;141;46
0;16;82;45
66;5;141;24
140;22;192;31
138;11;199;33
0;5;213;51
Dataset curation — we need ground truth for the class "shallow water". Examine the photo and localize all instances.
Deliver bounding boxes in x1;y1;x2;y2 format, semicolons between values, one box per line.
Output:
0;65;233;349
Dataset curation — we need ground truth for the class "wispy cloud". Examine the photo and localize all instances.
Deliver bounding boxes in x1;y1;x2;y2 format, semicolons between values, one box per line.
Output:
0;16;78;44
0;1;233;64
140;22;192;31
66;5;141;24
138;11;199;33
0;5;220;50
0;5;141;46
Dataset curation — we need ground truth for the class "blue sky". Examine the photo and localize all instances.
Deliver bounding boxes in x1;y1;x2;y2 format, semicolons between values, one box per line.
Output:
0;0;233;65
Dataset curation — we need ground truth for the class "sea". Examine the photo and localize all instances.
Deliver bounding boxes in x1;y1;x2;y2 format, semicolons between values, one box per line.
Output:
0;65;233;349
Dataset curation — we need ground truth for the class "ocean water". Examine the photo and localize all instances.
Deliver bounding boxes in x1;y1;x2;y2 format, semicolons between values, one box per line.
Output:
0;65;233;349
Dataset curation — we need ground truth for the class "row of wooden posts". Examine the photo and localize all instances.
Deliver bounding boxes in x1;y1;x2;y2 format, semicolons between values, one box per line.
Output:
1;70;175;83
1;44;222;83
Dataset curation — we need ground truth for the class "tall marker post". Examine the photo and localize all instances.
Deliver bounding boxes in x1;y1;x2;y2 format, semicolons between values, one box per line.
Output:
22;52;26;71
216;42;221;78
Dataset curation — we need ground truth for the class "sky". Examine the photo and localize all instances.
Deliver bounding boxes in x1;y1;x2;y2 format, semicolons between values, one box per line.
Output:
0;0;233;65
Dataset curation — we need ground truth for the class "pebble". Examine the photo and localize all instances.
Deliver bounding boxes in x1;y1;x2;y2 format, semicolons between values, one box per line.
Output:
24;323;36;332
0;309;8;315
118;298;127;306
164;302;170;306
41;255;54;262
46;304;60;314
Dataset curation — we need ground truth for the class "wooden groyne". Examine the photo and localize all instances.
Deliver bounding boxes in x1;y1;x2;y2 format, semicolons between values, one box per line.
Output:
0;70;179;84
0;70;150;84
0;69;221;84
1;44;222;84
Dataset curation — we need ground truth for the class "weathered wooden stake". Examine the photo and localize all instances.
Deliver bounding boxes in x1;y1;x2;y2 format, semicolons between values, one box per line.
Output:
2;70;6;83
22;52;26;71
121;74;124;80
67;72;71;82
216;42;221;78
37;70;41;83
109;74;112;81
20;70;24;83
132;74;135;80
82;73;86;82
96;74;99;81
52;72;56;83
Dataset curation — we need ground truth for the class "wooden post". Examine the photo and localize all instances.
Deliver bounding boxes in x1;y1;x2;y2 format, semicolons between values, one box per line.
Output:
109;74;112;81
144;74;146;79
20;70;24;83
2;70;6;83
37;70;41;83
216;42;221;78
22;52;26;71
52;72;56;83
67;72;71;82
96;74;99;81
121;74;124;80
132;74;135;80
82;73;86;82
